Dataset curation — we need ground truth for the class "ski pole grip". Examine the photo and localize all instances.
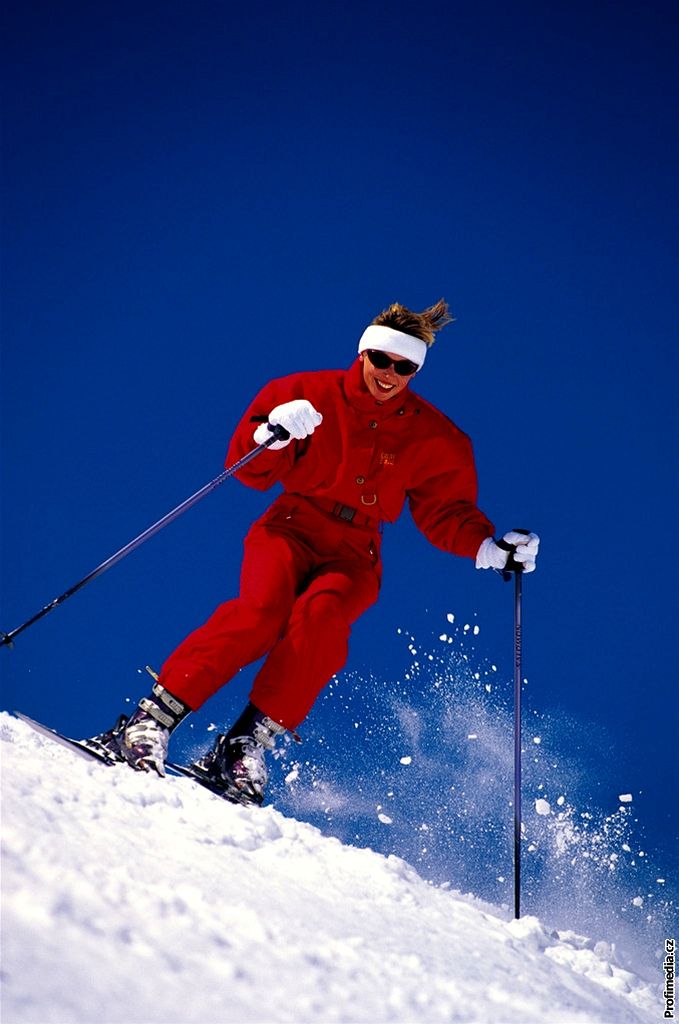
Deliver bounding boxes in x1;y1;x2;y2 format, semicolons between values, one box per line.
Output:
250;416;291;446
498;528;531;580
266;422;291;443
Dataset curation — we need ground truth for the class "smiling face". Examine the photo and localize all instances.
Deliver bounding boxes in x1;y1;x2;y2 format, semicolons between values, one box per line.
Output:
360;351;418;401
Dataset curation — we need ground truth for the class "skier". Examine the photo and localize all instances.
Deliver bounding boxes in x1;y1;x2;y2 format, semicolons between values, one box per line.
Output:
94;299;539;803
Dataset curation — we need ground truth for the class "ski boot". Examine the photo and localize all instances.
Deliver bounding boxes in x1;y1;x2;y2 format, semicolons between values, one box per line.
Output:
78;714;130;765
88;677;191;777
192;702;286;805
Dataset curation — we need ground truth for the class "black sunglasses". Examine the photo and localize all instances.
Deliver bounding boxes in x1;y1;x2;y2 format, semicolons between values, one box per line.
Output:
365;349;419;377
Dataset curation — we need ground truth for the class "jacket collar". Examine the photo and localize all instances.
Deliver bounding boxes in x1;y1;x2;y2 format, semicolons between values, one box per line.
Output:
343;357;414;416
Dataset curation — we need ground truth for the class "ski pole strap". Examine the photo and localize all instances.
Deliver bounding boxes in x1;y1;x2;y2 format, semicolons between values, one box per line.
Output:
497;528;531;582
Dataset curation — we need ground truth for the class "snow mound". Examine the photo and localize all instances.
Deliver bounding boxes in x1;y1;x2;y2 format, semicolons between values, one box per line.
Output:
0;712;659;1024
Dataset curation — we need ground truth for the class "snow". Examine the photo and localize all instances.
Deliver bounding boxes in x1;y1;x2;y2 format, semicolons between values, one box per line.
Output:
0;712;660;1024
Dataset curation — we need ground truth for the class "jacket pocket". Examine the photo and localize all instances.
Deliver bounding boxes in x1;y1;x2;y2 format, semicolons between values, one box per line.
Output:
257;495;300;528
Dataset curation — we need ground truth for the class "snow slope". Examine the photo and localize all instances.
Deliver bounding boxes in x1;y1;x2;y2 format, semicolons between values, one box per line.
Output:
0;712;660;1024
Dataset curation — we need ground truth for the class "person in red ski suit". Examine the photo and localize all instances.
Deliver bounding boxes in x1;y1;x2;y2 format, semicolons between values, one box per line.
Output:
97;300;539;803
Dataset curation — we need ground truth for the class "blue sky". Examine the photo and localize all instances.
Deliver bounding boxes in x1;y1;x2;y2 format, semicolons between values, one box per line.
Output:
2;1;677;926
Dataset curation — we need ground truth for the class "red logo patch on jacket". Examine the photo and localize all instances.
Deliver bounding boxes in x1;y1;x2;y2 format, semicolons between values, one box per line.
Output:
379;452;396;467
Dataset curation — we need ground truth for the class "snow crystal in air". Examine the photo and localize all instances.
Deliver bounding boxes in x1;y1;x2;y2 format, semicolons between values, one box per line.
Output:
618;794;633;803
535;799;551;816
399;756;412;766
446;613;455;623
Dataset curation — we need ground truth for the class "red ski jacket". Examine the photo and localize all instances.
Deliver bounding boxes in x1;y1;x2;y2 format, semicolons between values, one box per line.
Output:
226;358;495;560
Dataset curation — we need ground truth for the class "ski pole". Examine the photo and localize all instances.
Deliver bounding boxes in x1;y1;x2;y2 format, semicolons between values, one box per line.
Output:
0;425;289;649
497;530;530;919
511;565;523;920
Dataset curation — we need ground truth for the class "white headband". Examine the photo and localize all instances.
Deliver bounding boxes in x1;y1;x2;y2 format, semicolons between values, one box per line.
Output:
357;324;427;369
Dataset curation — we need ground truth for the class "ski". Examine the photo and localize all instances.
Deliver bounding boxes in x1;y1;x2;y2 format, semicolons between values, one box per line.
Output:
13;712;121;766
14;711;260;805
166;760;259;807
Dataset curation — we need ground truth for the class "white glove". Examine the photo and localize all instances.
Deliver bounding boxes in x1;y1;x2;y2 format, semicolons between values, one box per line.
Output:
476;531;540;573
252;399;323;451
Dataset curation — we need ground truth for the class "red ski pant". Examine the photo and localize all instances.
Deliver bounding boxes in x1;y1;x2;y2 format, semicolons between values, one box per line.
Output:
159;495;382;730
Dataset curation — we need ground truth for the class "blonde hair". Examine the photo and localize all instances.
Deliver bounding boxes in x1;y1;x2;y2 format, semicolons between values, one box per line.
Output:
372;299;453;346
